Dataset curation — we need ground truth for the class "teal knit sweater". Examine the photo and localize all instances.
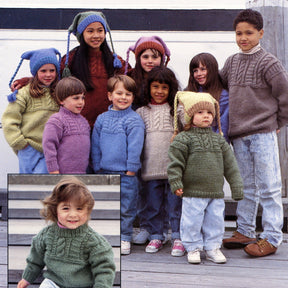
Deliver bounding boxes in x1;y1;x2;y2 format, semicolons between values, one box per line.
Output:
22;223;116;288
168;127;243;200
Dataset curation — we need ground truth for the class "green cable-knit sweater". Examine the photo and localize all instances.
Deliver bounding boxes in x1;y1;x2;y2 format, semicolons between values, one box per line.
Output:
168;127;243;200
22;223;116;288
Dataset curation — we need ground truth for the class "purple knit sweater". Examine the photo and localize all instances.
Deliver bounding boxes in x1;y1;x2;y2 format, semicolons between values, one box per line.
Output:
43;106;90;173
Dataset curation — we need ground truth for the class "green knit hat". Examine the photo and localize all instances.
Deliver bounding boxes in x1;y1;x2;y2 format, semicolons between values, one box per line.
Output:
173;91;222;135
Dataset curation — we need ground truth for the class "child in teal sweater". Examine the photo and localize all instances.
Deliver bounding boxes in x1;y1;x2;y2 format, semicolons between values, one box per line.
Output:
17;176;115;288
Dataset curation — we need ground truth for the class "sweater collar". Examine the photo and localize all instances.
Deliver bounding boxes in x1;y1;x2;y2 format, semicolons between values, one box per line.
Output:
54;222;89;236
108;104;133;116
60;105;81;116
240;43;261;54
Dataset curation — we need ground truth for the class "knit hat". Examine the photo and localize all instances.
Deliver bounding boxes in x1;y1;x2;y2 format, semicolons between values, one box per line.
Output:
173;91;222;135
7;48;61;102
125;35;171;74
62;11;122;77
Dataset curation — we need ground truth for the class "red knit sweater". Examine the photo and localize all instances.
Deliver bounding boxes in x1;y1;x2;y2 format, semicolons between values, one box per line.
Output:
61;47;126;127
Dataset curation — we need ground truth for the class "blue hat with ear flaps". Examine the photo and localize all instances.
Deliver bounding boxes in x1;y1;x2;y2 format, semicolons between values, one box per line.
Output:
62;11;122;78
7;48;61;102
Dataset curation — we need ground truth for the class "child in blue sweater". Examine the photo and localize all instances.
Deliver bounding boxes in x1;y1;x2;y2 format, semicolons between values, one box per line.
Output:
91;75;145;255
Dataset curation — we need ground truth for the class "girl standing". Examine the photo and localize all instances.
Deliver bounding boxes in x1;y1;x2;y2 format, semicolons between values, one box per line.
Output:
43;76;90;174
125;35;170;109
136;66;184;256
17;176;115;288
2;48;61;173
184;53;229;142
62;11;127;128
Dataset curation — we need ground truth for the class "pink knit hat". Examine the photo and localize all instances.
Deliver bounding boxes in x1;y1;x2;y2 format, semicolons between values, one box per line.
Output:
125;35;171;74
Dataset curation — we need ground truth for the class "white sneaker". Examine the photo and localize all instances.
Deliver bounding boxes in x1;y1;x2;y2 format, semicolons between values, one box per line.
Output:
187;249;201;264
121;241;131;255
205;248;226;263
133;229;150;244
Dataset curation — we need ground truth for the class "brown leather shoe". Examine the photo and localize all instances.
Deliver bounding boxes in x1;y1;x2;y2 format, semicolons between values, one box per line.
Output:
244;238;277;257
223;231;256;249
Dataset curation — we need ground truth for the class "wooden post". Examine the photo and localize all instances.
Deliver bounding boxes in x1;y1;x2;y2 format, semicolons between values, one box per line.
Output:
246;0;288;198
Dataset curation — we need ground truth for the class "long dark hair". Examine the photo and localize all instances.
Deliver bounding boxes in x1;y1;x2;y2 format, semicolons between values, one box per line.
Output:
71;36;114;91
185;53;223;102
143;66;179;116
128;48;164;107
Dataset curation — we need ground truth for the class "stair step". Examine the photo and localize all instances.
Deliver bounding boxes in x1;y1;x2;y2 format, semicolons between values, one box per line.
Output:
8;184;120;201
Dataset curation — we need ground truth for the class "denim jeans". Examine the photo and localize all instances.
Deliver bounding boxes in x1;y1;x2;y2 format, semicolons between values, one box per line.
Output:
233;132;283;247
18;145;48;173
144;179;182;240
137;178;169;235
39;279;60;288
121;174;139;242
181;197;225;252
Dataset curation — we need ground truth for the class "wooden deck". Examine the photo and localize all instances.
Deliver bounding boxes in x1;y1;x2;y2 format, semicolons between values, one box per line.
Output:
121;229;288;288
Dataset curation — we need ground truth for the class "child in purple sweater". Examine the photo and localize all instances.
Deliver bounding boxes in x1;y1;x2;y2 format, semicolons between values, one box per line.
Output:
42;76;90;174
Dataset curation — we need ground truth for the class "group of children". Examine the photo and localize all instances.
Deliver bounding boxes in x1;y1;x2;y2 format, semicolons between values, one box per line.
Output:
2;8;288;287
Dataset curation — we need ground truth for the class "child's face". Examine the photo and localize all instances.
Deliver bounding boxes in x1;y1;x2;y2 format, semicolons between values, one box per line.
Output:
83;22;105;51
60;93;85;114
57;201;89;229
108;82;134;111
150;81;169;104
193;62;207;86
37;64;57;86
235;21;264;52
140;49;162;73
192;109;213;128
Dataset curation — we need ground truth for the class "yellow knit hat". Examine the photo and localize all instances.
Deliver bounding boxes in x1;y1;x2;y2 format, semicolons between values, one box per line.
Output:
173;91;222;135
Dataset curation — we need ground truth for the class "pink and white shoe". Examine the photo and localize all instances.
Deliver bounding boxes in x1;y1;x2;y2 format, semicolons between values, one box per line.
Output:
145;239;163;253
171;239;185;256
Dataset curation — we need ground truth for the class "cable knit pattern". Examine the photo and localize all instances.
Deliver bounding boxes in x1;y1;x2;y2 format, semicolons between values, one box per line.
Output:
168;127;243;200
42;106;90;173
60;48;126;127
220;48;288;139
91;105;145;173
136;103;174;181
1;84;59;153
22;223;116;288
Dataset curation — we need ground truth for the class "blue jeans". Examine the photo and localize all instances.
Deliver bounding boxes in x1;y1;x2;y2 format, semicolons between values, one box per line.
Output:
18;145;48;173
145;179;182;240
233;132;283;247
181;197;225;252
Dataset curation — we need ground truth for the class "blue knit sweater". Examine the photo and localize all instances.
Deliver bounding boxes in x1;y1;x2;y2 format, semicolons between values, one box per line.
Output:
91;105;145;173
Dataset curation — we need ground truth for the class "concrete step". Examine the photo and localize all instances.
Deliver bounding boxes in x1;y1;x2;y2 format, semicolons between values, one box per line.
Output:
8;184;120;201
8;200;120;219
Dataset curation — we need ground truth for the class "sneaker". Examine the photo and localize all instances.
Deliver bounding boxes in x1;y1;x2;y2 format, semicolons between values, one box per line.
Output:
244;238;277;257
121;241;131;255
145;239;163;253
187;249;201;264
133;229;150;244
223;231;256;249
205;248;227;264
171;239;185;257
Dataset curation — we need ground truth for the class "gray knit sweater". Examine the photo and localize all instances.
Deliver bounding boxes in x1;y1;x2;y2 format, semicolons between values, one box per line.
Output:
220;48;288;140
136;103;174;181
168;127;243;200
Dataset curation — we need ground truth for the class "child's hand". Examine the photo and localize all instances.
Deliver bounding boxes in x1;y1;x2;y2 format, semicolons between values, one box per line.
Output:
175;189;183;197
49;171;60;174
126;171;135;176
17;279;30;288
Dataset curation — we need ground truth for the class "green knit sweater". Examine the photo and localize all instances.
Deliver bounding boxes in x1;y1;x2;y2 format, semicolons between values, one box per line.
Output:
2;84;59;153
22;223;116;288
168;127;243;200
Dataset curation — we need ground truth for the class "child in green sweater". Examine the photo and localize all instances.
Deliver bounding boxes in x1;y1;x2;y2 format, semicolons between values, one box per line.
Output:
168;91;243;265
17;176;116;288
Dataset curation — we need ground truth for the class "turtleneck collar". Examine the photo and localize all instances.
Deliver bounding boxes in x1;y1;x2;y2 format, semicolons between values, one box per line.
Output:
240;43;261;55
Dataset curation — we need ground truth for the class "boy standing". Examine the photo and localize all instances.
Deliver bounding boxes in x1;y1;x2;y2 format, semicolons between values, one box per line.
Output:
91;75;145;255
221;9;288;257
